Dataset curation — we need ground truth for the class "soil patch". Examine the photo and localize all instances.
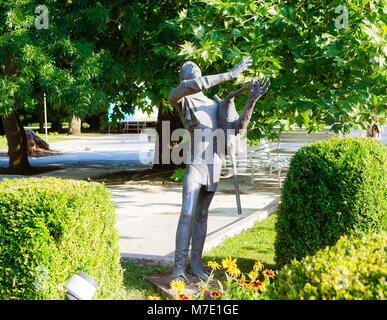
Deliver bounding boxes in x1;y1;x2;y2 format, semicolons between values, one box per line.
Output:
90;169;182;186
145;273;221;300
220;189;247;195
0;166;64;176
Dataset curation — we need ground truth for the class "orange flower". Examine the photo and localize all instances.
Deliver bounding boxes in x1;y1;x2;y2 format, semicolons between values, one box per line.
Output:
249;281;265;291
262;269;275;279
237;279;252;286
176;293;191;300
209;290;221;298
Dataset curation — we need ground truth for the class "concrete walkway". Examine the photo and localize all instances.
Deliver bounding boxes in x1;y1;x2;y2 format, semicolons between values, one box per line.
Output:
114;175;280;268
0;134;281;268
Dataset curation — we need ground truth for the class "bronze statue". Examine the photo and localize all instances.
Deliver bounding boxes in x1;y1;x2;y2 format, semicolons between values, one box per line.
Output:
168;57;269;282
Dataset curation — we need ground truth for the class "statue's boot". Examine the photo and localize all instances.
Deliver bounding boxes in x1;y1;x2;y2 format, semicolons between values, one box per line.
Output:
190;252;208;282
190;215;209;282
172;213;192;283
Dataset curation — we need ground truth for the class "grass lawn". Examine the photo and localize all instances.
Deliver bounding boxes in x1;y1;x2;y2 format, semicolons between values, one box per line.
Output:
0;136;7;150
203;213;278;273
121;262;170;300
120;213;277;299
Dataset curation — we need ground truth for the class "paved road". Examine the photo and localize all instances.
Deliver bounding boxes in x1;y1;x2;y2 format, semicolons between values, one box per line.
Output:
0;134;154;175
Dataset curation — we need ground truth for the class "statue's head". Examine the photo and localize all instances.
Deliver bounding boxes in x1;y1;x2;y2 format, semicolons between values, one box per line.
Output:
180;61;202;81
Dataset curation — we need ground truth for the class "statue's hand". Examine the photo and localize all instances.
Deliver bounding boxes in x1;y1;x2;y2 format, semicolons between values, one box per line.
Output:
230;56;252;78
248;76;270;101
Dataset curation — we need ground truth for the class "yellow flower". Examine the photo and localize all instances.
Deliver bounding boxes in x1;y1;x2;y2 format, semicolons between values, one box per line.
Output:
262;269;275;279
248;271;259;280
147;295;161;300
198;283;207;291
208;261;221;271
222;256;237;270
169;279;185;292
226;265;241;277
253;261;264;272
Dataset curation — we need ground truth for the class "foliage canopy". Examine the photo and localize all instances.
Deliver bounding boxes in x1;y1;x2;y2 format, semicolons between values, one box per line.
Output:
162;0;387;140
0;0;124;120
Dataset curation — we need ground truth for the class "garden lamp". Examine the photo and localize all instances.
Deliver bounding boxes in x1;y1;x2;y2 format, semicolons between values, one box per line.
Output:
65;271;98;300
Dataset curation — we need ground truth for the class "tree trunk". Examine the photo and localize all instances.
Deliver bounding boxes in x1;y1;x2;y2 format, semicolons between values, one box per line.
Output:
37;102;44;133
0;118;4;135
152;102;183;171
1;113;31;173
1;53;30;173
84;114;103;132
51;119;63;133
68;115;81;135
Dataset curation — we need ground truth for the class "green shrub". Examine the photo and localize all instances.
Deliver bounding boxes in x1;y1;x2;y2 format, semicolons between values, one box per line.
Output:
170;168;185;182
275;137;387;267
0;177;126;300
269;232;387;300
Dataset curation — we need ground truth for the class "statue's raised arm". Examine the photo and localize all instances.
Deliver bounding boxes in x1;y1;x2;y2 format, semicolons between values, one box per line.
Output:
167;57;252;107
216;76;270;146
235;76;269;133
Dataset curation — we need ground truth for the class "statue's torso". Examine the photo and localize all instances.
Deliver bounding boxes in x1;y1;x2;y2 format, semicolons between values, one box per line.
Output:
180;92;222;191
188;93;218;130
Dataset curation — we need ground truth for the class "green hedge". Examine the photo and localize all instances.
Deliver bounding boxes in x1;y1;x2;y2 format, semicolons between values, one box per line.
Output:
269;233;387;300
0;177;126;300
275;137;387;267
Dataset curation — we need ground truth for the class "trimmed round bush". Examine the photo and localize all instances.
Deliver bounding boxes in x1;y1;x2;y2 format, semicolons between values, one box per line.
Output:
275;137;387;267
269;233;387;300
0;177;126;300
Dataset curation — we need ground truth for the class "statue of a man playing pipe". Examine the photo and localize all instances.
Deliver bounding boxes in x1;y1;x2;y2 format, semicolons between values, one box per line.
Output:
167;56;269;282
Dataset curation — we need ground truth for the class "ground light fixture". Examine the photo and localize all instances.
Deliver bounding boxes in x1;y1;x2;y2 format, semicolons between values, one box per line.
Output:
65;271;98;300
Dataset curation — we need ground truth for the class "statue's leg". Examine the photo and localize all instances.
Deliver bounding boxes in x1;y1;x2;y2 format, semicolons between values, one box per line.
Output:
173;165;201;282
190;188;216;281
